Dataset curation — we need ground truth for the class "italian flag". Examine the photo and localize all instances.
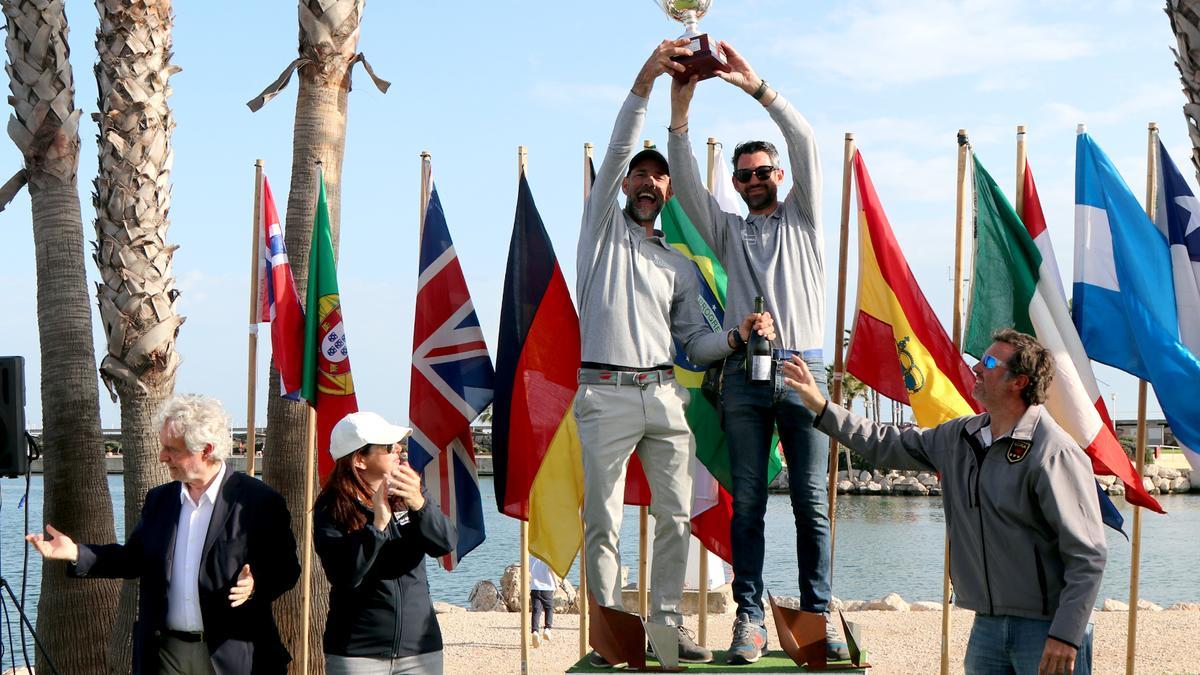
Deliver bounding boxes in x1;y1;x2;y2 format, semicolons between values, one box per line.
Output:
965;157;1163;513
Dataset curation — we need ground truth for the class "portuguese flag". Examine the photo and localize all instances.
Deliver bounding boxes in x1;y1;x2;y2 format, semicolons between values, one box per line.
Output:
301;171;359;480
846;151;978;427
965;156;1162;514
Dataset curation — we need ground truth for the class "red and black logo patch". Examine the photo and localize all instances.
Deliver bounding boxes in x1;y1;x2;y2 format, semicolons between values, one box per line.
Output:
1007;440;1032;464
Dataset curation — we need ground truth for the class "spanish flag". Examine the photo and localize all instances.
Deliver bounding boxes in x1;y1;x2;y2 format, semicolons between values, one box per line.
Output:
492;171;584;576
846;152;978;426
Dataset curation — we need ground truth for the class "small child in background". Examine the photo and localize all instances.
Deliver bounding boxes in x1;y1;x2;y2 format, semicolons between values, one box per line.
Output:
529;556;557;647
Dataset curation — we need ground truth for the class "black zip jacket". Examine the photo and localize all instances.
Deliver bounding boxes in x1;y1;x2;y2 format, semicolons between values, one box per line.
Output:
313;488;456;658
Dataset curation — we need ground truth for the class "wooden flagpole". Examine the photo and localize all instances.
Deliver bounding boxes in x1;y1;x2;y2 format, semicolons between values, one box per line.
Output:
579;141;593;659
694;136;720;647
1015;126;1027;214
297;160;327;675
638;140;653;620
420;151;431;228
300;405;317;675
942;128;972;675
1126;121;1159;675
518;146;532;675
245;159;264;478
827;133;855;585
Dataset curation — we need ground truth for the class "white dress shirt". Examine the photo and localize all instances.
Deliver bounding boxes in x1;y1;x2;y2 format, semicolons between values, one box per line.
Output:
166;461;226;632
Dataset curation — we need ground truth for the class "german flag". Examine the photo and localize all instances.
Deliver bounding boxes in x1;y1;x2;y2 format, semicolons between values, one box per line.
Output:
492;171;583;575
846;152;978;426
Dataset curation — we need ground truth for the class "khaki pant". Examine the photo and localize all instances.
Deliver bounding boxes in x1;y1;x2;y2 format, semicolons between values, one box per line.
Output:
575;377;694;626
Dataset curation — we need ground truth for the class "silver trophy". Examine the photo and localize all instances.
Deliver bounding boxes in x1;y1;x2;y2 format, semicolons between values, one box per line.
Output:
657;0;728;81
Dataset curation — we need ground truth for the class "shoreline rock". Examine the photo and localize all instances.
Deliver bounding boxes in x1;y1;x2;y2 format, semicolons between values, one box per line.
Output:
771;466;1198;496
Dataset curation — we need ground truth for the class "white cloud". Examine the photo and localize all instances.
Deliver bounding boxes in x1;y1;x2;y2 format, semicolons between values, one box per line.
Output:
1046;84;1183;129
771;0;1095;89
529;81;628;107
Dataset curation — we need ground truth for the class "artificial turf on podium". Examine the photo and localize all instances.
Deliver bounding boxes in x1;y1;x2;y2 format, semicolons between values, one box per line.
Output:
566;651;869;672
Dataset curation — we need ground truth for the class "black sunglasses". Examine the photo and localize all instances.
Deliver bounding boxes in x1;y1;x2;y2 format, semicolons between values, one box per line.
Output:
733;165;777;183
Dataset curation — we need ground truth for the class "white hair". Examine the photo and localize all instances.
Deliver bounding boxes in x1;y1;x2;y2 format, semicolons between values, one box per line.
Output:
153;394;233;461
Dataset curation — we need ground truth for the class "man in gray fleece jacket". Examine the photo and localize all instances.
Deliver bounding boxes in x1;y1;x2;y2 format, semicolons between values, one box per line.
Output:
782;329;1106;675
576;40;775;668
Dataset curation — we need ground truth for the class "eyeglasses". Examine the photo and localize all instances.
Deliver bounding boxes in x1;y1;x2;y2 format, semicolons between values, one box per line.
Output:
733;165;777;183
980;354;1006;370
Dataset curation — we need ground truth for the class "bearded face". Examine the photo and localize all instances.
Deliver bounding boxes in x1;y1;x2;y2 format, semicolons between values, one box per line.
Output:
733;150;784;213
622;162;671;226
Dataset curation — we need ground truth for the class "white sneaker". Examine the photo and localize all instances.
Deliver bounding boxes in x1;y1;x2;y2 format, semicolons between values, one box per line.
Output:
542;628;553;642
531;631;541;648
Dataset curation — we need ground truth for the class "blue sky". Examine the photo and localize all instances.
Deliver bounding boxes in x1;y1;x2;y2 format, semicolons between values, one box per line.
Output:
0;0;1189;428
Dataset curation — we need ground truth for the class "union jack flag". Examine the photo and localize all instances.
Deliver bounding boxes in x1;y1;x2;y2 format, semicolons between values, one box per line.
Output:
409;163;495;571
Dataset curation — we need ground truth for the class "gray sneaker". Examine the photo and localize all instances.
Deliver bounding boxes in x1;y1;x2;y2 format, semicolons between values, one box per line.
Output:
825;614;851;661
587;650;615;668
727;613;769;665
675;625;714;664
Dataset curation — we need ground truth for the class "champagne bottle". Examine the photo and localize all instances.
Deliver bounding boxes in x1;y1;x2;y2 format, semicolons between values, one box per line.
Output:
747;296;772;383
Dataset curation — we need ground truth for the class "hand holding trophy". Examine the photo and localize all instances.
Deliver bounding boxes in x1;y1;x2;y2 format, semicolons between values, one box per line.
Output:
656;0;729;82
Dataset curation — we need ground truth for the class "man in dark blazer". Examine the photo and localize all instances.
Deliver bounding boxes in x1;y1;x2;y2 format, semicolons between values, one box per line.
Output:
27;394;301;675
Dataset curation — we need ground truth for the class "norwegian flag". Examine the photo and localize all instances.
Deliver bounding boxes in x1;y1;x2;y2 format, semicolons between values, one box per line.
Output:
409;164;495;571
256;173;305;399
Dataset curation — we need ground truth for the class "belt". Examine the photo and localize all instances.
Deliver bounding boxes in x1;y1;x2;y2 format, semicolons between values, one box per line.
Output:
580;361;674;373
579;367;675;387
772;348;824;361
164;629;205;643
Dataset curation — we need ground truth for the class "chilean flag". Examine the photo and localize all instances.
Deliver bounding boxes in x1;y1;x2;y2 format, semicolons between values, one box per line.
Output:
256;174;305;399
409;163;495;571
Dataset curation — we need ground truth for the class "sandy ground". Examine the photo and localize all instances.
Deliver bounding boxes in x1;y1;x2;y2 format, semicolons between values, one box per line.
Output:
438;608;1200;674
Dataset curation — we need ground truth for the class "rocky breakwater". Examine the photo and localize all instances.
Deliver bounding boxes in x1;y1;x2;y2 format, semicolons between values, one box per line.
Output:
467;564;582;613
773;593;1200;614
767;465;1197;496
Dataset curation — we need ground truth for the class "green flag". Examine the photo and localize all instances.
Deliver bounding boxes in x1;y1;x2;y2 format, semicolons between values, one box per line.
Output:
660;197;782;490
301;171;359;479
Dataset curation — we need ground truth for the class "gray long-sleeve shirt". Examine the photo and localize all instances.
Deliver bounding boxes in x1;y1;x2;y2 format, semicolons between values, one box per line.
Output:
668;93;824;352
576;92;732;369
817;402;1107;648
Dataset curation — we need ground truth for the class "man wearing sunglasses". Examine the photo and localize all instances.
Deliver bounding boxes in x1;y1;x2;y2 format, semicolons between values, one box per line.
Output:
666;41;840;665
575;40;776;668
781;329;1105;675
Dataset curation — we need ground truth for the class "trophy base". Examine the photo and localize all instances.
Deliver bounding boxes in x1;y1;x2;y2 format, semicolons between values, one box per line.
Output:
670;33;729;82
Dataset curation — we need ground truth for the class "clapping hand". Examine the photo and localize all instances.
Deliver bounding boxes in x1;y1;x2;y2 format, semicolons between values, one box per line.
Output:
387;463;425;512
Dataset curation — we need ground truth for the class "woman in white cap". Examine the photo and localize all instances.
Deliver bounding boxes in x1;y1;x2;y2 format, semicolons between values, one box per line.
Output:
314;411;456;674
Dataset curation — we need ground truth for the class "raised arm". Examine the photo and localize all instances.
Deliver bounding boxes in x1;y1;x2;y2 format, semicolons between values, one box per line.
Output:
579;40;693;274
716;41;821;227
666;76;729;259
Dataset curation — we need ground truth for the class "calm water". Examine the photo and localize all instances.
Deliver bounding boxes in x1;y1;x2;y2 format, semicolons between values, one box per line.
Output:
1;476;1197;656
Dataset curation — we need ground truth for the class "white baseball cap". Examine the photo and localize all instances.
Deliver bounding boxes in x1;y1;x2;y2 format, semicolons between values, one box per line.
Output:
329;412;413;461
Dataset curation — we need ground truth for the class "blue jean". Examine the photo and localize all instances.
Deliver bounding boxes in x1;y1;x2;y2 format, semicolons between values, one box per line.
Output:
722;352;830;621
965;616;1093;675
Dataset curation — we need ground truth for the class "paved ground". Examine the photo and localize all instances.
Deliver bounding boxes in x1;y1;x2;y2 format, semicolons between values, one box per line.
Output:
438;608;1200;674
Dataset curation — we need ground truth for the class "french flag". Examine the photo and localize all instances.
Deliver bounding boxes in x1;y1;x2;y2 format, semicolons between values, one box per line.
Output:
257;174;305;399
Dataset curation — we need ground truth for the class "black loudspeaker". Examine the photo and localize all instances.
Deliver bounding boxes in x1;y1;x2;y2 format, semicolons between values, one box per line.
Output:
0;356;27;478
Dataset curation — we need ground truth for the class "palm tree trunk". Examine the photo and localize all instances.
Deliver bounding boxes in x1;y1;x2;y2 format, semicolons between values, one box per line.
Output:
251;2;387;671
92;1;181;669
1167;1;1200;181
1;1;120;672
